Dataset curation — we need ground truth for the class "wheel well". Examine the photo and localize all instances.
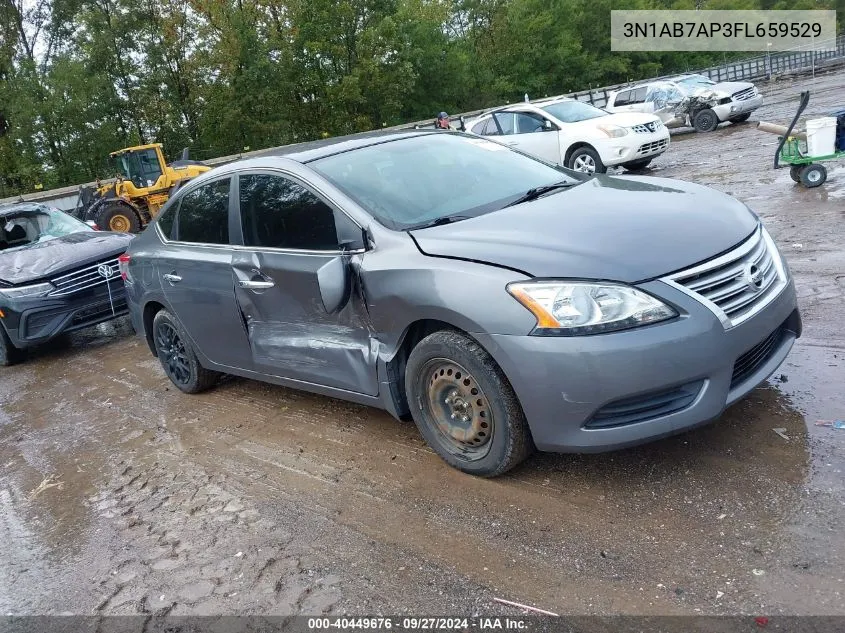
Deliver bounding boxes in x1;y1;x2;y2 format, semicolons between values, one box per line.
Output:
142;301;165;356
564;142;595;166
385;319;461;420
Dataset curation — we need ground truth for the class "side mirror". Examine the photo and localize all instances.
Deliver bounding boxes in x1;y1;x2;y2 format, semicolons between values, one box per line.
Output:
543;119;553;131
316;256;351;314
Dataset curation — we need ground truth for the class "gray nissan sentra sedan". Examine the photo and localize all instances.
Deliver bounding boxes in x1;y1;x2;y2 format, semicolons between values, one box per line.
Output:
122;130;800;477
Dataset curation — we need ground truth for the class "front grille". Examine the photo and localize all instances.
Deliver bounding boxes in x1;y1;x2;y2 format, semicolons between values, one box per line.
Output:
71;298;128;326
732;86;757;101
585;381;703;429
637;138;668;155
631;121;660;134
49;257;122;297
730;326;784;389
666;227;786;328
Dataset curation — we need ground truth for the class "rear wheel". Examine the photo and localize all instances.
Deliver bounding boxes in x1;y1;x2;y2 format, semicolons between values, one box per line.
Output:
622;158;653;172
800;163;827;188
730;112;752;123
405;330;534;477
789;165;804;183
152;309;219;393
98;202;141;233
0;326;25;367
693;108;719;132
568;147;606;175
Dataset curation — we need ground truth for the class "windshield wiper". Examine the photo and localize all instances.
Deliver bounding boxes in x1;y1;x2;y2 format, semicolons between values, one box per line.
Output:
406;215;472;230
504;180;577;208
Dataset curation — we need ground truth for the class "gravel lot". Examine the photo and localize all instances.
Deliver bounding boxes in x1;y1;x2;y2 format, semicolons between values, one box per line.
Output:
1;70;844;619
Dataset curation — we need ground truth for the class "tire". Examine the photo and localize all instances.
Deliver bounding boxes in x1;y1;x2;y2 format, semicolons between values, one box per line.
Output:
622;158;653;172
729;112;752;123
98;202;141;233
693;108;719;132
404;330;534;477
152;309;219;393
789;165;804;183
568;146;606;175
800;163;827;188
0;325;25;367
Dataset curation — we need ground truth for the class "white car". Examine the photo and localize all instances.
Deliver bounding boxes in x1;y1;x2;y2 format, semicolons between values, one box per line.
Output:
464;98;670;174
606;74;763;133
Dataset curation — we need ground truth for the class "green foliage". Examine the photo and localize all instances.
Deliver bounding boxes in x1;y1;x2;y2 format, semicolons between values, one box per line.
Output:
0;0;840;196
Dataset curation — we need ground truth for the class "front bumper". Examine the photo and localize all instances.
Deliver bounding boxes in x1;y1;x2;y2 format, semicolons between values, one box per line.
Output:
475;278;799;452
713;94;763;121
597;130;671;166
0;280;128;349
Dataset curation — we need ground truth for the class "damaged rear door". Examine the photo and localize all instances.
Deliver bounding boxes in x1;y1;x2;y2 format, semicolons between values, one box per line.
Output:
232;172;377;395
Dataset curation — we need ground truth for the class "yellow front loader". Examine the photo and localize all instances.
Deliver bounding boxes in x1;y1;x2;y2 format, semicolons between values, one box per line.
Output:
75;144;210;233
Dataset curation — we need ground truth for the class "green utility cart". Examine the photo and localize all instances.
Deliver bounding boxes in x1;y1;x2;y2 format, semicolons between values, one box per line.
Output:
776;91;845;188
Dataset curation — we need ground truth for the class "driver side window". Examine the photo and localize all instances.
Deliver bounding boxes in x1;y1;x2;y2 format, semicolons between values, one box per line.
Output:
514;112;549;134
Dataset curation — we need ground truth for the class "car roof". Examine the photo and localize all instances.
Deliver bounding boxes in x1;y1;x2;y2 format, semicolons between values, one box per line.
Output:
0;201;55;215
245;129;439;163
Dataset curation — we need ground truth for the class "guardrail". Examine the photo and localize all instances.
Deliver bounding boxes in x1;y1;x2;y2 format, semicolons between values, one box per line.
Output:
2;33;843;210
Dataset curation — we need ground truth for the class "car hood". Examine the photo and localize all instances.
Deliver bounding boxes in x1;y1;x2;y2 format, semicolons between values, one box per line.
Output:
690;81;753;98
409;175;758;283
0;231;134;285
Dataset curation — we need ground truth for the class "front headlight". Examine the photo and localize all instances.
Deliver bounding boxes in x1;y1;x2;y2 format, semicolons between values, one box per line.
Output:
597;124;629;138
0;282;54;299
507;281;678;336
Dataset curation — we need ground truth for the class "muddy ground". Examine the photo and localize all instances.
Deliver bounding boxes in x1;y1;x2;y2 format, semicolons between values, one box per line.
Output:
1;71;844;619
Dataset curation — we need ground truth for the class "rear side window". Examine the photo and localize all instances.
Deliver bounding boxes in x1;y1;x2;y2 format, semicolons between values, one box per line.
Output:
239;174;355;251
613;90;630;106
492;112;514;135
471;119;488;135
175;179;231;244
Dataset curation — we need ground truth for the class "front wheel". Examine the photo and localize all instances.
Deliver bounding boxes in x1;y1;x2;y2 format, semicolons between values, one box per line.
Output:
693;108;719;132
789;165;804;183
0;326;25;367
568;147;606;175
152;309;219;393
405;330;534;477
800;163;827;188
98;202;141;233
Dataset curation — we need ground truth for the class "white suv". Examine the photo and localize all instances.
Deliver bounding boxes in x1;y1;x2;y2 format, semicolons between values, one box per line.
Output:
464;98;669;174
606;74;763;132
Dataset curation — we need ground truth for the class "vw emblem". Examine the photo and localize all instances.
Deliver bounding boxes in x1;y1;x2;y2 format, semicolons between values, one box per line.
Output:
98;263;116;279
742;263;764;292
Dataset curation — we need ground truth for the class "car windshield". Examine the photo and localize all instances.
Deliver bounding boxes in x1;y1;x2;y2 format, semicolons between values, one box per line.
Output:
541;101;608;123
309;134;578;230
0;206;91;252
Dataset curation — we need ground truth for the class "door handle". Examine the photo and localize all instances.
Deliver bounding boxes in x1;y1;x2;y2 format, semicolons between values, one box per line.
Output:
162;273;182;283
238;279;275;290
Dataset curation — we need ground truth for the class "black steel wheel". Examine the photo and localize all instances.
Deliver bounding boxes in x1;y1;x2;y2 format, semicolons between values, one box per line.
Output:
693;108;719;132
405;330;534;477
800;163;827;188
152;309;218;393
789;165;804;183
0;326;25;367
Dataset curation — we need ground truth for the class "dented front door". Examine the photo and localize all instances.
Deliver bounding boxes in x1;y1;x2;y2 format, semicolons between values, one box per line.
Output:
231;249;378;395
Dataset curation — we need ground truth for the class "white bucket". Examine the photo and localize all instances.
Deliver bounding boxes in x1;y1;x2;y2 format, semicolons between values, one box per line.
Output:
806;117;837;158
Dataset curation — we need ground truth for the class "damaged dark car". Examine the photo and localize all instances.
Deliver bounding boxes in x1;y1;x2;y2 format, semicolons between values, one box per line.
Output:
0;202;134;365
